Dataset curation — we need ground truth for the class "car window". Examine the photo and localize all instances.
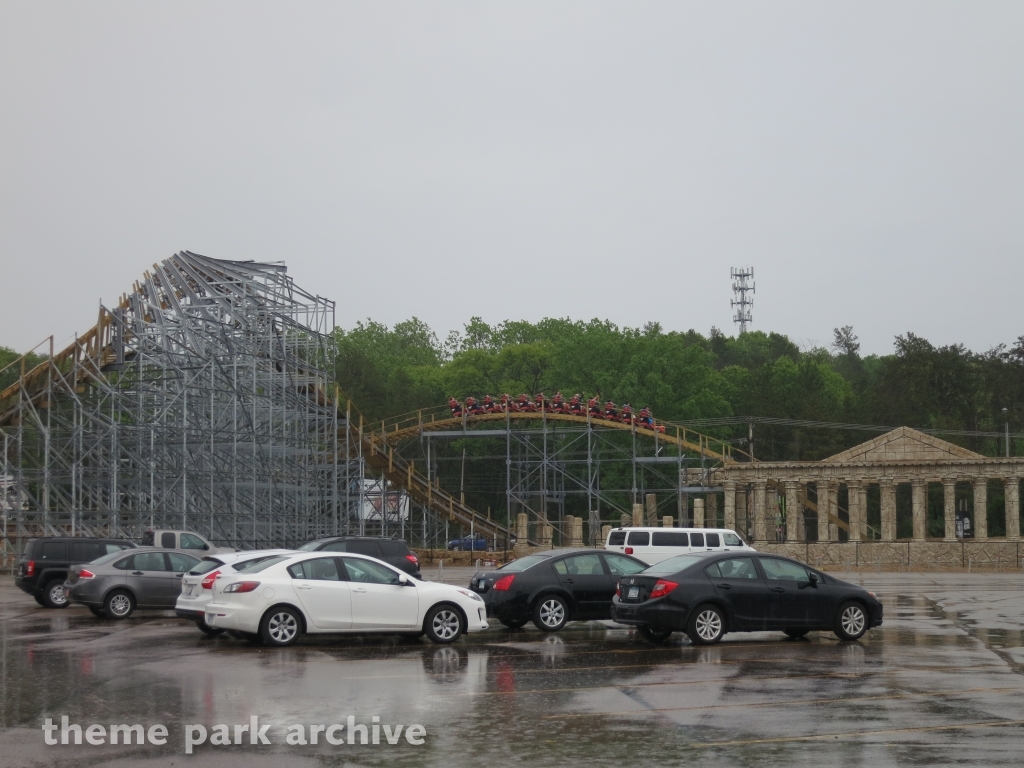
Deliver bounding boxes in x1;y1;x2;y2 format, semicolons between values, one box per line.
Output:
604;554;647;576
89;550;130;567
652;531;689;547
706;533;721;547
607;530;627;546
561;554;603;576
40;541;67;560
346;541;382;558
180;533;206;550
105;543;132;554
229;555;278;571
158;532;175;548
320;541;348;552
379;540;410;556
706;557;759;580
291;557;342;581
168;553;199;572
113;556;133;570
760;558;811;583
298;541;325;551
232;556;287;573
133;552;169;571
70;541;107;562
498;554;552;572
626;531;650;546
340;557;401;584
189;559;223;576
643;553;710;576
722;533;744;547
690;532;705;547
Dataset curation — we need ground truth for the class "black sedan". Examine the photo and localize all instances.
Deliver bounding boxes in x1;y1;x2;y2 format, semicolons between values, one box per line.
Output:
610;552;883;645
469;548;649;631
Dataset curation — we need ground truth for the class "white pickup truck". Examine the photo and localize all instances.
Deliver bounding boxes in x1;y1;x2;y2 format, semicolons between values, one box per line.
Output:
140;529;235;554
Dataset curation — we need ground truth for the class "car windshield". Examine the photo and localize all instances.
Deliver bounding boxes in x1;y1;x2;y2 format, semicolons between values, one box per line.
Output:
87;550;130;566
298;541;325;551
498;554;553;572
642;553;710;576
235;555;289;573
187;559;224;576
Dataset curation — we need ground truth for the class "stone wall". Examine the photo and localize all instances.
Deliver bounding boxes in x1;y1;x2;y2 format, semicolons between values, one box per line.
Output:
756;540;1023;572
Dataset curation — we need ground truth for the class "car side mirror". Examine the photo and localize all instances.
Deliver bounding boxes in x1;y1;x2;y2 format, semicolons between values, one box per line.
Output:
808;573;818;587
202;544;209;551
398;574;410;586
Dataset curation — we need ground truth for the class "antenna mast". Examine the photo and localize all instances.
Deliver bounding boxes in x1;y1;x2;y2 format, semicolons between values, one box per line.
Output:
730;267;755;334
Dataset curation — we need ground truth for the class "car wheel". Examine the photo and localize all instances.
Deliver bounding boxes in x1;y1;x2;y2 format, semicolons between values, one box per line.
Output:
88;607;105;618
834;601;868;641
104;590;135;620
43;579;69;609
532;595;569;632
687;604;724;645
638;626;673;644
784;628;809;640
196;619;225;637
425;604;465;644
260;607;302;647
498;618;528;630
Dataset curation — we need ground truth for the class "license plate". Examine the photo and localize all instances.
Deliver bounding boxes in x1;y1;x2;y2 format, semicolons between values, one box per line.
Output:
628;587;639;599
184;585;195;596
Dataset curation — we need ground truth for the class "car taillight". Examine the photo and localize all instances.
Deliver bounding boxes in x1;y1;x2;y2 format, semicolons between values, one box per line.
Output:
201;570;221;589
493;574;516;591
223;581;260;593
615;581;621;597
649;579;678;599
405;554;419;564
79;569;95;580
624;547;633;555
26;560;36;576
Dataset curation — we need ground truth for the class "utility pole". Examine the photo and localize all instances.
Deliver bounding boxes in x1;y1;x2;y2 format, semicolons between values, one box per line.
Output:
731;268;755;334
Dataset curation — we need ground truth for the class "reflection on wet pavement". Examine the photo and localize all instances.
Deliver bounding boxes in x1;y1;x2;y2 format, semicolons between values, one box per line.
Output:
2;572;1023;767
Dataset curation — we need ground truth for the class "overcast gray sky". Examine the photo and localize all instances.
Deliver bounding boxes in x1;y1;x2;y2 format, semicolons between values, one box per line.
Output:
1;2;1021;357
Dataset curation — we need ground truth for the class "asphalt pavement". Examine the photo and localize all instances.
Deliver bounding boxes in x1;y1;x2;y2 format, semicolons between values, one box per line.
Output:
2;570;1023;767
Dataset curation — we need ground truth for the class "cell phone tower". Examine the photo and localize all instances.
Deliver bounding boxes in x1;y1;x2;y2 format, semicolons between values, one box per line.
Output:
730;267;755;334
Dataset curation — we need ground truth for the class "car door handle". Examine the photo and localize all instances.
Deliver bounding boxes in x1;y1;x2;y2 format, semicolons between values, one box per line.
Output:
132;571;144;576
716;583;732;590
352;587;367;593
296;584;313;590
564;579;575;584
770;587;785;593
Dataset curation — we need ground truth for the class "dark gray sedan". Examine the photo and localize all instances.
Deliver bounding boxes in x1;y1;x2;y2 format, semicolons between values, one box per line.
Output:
64;549;202;619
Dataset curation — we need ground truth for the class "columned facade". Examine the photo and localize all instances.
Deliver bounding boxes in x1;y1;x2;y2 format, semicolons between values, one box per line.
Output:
715;428;1024;545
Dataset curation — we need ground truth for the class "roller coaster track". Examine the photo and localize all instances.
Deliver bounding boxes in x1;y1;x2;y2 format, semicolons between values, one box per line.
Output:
372;405;751;464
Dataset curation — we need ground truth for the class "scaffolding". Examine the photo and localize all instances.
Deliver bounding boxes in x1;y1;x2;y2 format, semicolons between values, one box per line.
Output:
0;252;346;551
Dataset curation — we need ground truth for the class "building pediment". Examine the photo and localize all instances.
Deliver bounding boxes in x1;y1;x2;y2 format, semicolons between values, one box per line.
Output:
822;426;984;464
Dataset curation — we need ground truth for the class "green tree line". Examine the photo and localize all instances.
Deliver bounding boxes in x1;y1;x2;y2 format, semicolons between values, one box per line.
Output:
333;318;1024;461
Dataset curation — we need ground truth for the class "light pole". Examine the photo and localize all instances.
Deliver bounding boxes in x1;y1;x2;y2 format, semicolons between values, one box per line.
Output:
1003;407;1010;458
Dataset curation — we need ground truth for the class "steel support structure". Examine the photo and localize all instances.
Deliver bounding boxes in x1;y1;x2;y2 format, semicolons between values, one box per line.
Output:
0;252;366;554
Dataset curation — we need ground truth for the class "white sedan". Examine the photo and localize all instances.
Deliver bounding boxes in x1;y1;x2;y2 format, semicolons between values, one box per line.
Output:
204;552;488;645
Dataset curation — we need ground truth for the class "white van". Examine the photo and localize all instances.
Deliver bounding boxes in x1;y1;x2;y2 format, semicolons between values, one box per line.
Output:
604;527;755;565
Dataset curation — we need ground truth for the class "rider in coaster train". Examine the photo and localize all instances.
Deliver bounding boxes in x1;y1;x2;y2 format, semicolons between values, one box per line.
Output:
500;394;513;411
638;406;654;426
588;396;601;416
518;394;535;412
603;400;618;419
466;396;483;414
449;397;462;417
621;402;633;422
551;391;566;411
568;393;583;413
482;394;496;412
534;392;548;410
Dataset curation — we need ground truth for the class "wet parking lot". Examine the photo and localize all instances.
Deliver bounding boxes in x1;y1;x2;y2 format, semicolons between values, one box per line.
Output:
2;570;1023;768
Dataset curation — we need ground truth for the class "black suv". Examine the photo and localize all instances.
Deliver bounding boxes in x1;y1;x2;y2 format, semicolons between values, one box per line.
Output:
298;536;421;579
16;537;137;608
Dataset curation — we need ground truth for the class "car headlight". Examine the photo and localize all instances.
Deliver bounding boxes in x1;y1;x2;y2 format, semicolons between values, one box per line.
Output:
457;588;483;602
